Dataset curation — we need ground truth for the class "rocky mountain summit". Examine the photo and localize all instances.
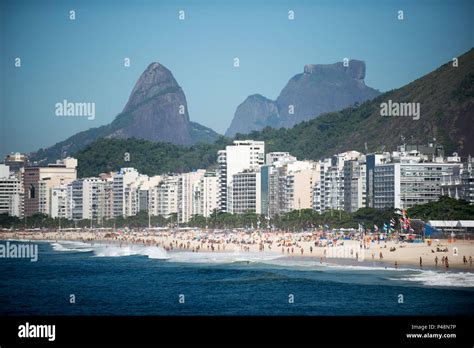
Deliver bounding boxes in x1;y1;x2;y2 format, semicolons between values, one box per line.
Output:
225;59;380;137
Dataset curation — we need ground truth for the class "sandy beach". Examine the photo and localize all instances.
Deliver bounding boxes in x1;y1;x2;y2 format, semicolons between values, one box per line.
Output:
1;229;473;271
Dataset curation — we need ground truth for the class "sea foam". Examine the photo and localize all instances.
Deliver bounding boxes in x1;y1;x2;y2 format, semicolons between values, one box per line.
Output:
394;270;474;288
51;241;93;253
166;250;283;264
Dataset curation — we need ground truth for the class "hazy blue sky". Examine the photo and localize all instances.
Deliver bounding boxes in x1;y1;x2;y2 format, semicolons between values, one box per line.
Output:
1;0;472;156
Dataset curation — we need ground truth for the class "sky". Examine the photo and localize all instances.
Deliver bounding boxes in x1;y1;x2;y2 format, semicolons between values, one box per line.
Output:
0;0;472;156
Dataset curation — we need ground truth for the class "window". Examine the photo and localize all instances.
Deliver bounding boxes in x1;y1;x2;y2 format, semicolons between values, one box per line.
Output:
29;184;35;199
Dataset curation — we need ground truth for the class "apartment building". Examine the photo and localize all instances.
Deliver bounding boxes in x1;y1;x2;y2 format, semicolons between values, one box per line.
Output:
149;175;179;218
217;140;265;212
193;171;219;218
229;169;261;214
343;156;367;213
267;159;319;217
313;151;360;213
0;165;23;217
374;159;461;209
440;156;474;204
23;157;77;217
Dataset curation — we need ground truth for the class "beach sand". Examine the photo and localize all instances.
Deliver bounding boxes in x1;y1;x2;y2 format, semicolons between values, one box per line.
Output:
1;229;473;271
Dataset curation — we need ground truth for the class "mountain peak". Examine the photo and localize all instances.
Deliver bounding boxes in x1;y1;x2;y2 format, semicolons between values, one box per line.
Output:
303;60;366;80
147;62;164;69
226;59;379;137
123;62;180;113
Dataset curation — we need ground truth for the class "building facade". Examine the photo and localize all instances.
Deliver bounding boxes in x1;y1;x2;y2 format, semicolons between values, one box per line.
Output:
0;168;23;217
112;168;139;218
267;159;319;217
374;161;461;209
313;151;360;213
149;175;179;218
23;158;77;217
229;169;261;214
343;157;367;213
217;140;265;212
440;156;474;204
193;171;219;218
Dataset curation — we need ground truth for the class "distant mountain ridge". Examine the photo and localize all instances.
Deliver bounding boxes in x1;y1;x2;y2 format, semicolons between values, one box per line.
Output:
73;49;474;178
238;49;474;159
225;59;381;137
30;63;220;164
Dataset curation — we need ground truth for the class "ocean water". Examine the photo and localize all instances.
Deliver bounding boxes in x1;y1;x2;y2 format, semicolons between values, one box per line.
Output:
0;240;473;315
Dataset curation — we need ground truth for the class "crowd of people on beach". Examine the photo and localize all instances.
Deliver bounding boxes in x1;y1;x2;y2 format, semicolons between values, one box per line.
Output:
2;228;473;270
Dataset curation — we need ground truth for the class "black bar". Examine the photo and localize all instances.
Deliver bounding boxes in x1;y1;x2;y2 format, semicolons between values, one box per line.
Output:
0;316;472;346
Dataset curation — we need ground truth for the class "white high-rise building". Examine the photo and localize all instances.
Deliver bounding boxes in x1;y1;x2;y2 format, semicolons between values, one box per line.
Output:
178;170;205;223
83;178;107;220
123;174;151;217
229;169;261;214
343;156;367;213
313;151;361;213
267;159;319;217
50;185;68;219
365;153;391;208
149;175;179;218
441;156;474;204
374;161;462;209
193;171;219;218
67;177;111;221
112;168;139;218
372;149;462;210
218;140;265;212
0;165;23;217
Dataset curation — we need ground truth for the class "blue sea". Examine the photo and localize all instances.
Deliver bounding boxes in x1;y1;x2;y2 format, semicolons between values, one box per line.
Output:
1;240;473;315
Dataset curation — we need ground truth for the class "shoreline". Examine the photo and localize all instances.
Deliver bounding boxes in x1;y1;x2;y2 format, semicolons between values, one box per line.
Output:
2;230;474;272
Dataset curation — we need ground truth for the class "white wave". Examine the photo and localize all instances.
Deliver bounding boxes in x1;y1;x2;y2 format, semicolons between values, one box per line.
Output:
393;270;474;288
93;244;169;260
49;241;169;259
322;263;416;272
254;257;407;271
50;241;93;253
166;250;283;264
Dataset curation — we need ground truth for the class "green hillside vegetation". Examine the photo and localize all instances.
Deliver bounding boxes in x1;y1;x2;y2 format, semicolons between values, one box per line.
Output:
75;137;230;177
31;116;220;167
189;121;221;144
